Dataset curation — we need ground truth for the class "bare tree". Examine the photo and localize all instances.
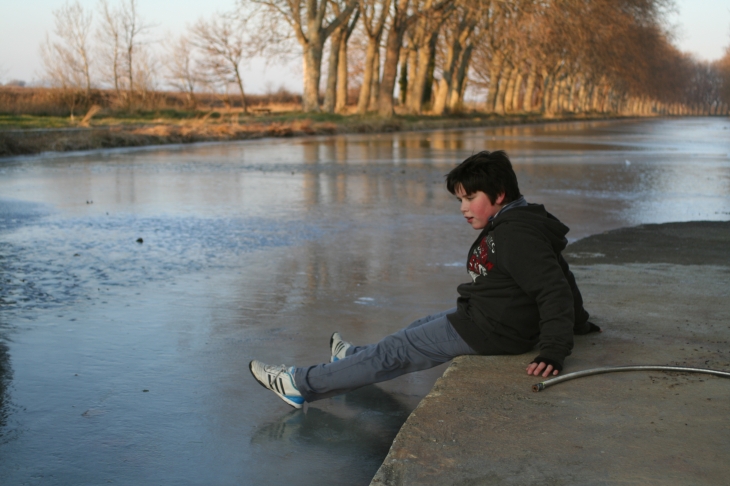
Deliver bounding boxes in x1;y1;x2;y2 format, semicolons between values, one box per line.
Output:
190;13;251;112
97;0;123;96
119;0;153;101
164;34;202;109
250;0;358;112
131;46;159;106
96;0;154;106
40;0;94;96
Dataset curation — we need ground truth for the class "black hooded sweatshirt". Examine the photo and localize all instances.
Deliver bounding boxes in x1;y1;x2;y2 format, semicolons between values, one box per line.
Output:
447;204;590;367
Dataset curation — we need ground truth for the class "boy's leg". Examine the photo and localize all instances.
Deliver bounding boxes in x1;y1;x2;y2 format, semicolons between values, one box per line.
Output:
293;312;475;402
404;307;457;330
345;307;456;356
344;307;457;356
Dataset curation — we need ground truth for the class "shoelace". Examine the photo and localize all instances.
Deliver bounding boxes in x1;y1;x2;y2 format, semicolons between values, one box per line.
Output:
268;364;288;377
264;364;290;394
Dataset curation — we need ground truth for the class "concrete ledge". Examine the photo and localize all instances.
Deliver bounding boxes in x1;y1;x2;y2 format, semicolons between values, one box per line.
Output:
372;221;730;485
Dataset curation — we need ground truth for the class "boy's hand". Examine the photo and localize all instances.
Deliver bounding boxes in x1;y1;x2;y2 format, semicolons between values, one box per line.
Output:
526;361;560;377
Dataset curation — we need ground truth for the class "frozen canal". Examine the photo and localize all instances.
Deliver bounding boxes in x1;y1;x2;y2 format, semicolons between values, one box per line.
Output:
1;117;729;485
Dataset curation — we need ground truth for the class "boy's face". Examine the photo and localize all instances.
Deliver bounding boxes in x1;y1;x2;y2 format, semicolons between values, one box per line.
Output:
455;185;505;230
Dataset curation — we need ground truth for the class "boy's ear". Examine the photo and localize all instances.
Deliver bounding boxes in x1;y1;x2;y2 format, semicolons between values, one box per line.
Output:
495;193;506;205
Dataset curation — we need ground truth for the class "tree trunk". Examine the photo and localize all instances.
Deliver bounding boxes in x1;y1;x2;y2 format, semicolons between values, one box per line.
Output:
556;76;566;112
113;52;121;99
542;73;553;114
369;47;381;110
233;65;247;113
532;72;544;113
302;35;325;112
404;40;418;107
335;32;349;113
502;66;516;113
335;7;359;113
407;2;446;114
409;30;439;113
564;75;575;112
432;26;456;115
449;43;473;112
511;68;524;112
357;38;379;114
584;83;595;113
433;78;449;115
126;43;134;107
590;81;601;112
523;63;536;112
495;65;514;115
82;51;92;98
323;27;344;113
421;35;438;108
485;51;504;113
377;0;409;117
576;77;587;112
398;53;409;105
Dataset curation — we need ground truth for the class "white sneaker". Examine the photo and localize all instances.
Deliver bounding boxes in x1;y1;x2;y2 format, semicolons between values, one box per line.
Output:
249;360;305;409
330;332;352;363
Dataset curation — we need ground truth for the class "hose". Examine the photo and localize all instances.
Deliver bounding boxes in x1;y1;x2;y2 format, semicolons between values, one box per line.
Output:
532;365;730;392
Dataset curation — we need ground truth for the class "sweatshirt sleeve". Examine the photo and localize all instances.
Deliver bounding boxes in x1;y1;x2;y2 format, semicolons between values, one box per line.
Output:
496;224;575;366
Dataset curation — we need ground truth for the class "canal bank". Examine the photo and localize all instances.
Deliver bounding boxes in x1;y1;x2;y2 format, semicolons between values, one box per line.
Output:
372;221;730;485
0;112;625;158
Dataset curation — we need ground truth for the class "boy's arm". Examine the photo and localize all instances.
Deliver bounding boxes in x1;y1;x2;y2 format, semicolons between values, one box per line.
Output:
497;225;575;372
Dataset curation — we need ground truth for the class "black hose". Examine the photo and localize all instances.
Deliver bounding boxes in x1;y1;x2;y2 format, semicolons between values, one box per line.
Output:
532;365;730;392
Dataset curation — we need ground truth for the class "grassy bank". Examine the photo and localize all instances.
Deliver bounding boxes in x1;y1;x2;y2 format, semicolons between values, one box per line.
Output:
0;110;619;158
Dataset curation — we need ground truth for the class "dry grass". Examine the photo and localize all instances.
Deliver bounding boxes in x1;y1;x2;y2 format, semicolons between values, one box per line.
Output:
79;105;102;127
0;86;302;117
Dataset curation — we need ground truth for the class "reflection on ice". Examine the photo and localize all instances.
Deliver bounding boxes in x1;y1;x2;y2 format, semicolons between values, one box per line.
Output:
251;386;411;476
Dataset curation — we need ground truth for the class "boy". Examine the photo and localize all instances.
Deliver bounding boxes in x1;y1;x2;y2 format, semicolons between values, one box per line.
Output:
249;150;599;409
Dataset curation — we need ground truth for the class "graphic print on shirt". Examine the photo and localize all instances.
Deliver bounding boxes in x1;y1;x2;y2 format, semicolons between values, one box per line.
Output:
468;234;495;281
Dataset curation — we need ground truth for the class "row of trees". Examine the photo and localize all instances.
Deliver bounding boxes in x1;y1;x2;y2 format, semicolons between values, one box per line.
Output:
40;0;730;117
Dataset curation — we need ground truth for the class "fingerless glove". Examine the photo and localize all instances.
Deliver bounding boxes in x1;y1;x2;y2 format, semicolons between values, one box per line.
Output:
530;356;563;372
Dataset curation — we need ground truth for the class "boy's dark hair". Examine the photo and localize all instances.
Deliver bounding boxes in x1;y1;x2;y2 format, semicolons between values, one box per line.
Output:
446;150;521;204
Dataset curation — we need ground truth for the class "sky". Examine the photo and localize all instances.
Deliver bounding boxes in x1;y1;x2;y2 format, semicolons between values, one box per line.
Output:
0;0;728;93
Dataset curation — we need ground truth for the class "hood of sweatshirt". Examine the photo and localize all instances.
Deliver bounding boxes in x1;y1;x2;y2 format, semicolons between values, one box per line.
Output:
487;203;569;254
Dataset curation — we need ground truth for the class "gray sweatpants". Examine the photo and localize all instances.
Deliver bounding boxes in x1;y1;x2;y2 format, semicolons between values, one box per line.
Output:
292;308;477;403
